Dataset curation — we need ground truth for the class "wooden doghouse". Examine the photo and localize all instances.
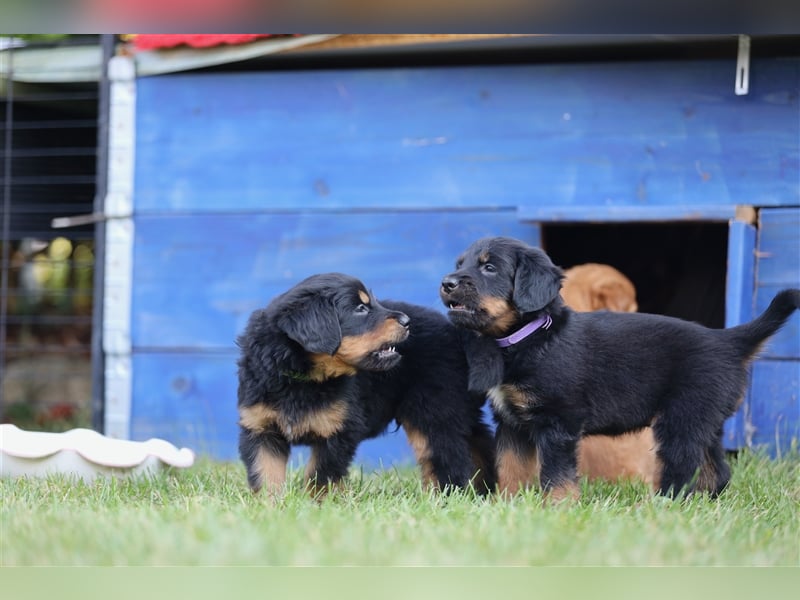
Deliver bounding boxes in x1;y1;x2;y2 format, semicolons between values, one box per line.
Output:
101;35;799;463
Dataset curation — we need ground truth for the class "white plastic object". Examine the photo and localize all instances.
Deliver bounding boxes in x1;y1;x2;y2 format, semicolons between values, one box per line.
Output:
0;424;195;481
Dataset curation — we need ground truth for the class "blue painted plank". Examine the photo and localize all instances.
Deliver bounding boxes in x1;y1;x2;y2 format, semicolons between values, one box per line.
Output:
134;59;800;214
130;352;240;459
131;210;537;349
747;359;800;455
760;207;800;228
131;351;449;466
753;208;800;359
756;208;800;285
726;220;757;328
723;220;757;449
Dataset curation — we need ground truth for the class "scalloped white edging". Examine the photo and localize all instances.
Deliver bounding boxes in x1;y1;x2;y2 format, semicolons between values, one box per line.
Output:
0;424;195;481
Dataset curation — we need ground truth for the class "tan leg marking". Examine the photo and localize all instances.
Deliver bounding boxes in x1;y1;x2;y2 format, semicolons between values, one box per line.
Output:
545;481;580;504
304;446;320;482
496;446;539;496
253;445;288;494
404;426;438;489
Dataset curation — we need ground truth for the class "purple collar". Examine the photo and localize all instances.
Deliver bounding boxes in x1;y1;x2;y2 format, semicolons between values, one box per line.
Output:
495;314;552;348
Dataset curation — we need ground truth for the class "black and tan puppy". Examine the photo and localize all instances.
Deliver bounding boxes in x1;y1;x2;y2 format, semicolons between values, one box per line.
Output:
440;236;800;500
237;273;495;497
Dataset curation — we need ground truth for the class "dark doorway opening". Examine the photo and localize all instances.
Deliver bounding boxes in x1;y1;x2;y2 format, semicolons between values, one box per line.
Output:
541;221;729;328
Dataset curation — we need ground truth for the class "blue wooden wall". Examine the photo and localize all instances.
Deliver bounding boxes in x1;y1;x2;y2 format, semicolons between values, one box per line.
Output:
130;57;800;462
747;209;800;451
130;212;535;460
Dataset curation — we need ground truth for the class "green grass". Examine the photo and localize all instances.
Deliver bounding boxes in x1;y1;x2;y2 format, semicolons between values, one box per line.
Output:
1;450;798;566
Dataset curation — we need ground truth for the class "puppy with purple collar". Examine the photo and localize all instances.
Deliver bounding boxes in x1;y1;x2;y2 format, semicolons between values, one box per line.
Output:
440;236;799;500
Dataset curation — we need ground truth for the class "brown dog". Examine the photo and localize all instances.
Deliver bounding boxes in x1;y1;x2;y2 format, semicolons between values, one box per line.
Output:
562;263;659;488
561;263;639;313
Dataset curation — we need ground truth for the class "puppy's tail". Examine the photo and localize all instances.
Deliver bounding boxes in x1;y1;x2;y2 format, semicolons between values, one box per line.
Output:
726;289;800;359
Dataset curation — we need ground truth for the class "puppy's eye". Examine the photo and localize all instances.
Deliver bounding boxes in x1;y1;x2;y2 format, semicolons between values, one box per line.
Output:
481;263;496;273
355;304;370;314
455;259;464;269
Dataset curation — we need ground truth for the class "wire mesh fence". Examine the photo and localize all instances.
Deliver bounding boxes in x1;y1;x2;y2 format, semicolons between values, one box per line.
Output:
1;35;101;431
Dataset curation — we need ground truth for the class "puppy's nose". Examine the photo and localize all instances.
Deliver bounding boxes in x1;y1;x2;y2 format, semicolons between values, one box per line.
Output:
395;312;411;328
441;275;459;293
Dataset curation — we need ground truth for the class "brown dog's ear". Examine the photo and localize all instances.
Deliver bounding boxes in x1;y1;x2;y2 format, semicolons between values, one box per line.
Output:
592;278;638;313
276;295;342;355
512;247;564;314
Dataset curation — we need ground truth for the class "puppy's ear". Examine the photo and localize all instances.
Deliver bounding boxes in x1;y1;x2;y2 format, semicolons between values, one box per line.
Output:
276;295;342;355
512;247;564;313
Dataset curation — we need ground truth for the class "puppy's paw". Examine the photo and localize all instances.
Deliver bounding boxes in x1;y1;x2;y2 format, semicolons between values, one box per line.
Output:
543;481;580;506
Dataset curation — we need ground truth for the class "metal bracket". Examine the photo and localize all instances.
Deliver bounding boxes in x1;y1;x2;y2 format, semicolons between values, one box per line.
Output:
735;35;750;96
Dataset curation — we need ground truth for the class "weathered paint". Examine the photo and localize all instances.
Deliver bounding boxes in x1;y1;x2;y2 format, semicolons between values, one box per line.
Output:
135;59;799;213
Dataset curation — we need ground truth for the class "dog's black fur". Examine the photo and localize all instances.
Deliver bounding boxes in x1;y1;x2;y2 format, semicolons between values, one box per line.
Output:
440;236;800;499
237;273;496;496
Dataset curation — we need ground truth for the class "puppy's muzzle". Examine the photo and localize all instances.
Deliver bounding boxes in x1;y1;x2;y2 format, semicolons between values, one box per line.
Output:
441;275;459;294
441;274;471;294
393;311;411;329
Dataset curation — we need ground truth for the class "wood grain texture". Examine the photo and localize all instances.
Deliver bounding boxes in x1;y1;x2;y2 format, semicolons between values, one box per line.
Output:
131;211;535;349
134;59;799;214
